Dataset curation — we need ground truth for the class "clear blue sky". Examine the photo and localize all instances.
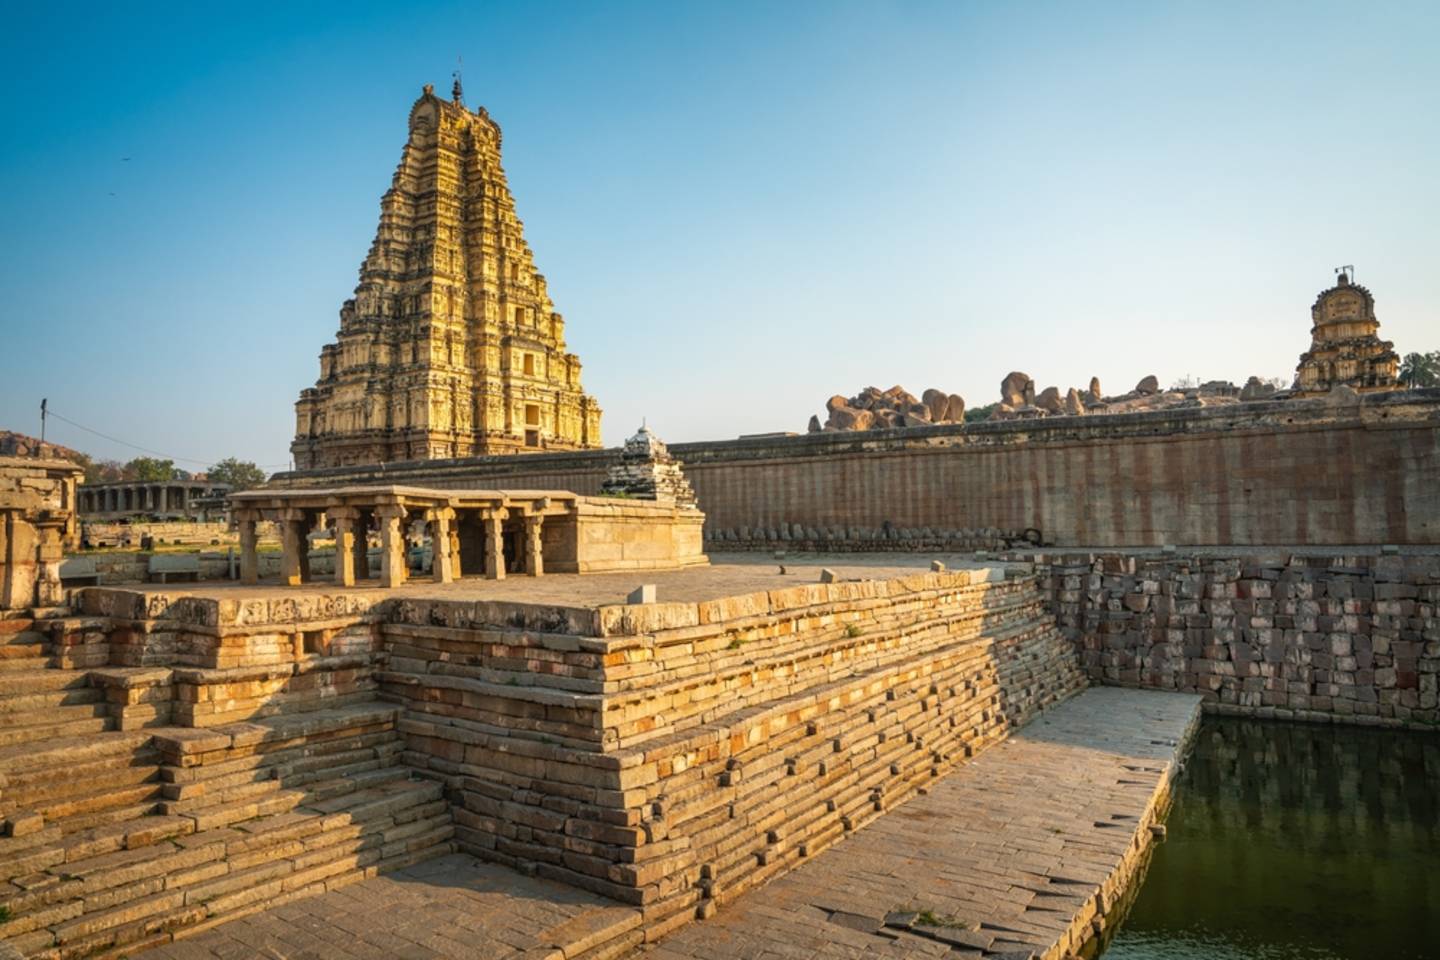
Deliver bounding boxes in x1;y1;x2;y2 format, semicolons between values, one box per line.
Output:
2;1;1436;471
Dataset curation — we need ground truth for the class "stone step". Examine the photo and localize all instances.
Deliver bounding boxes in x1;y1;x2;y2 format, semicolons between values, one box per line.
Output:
28;606;72;620
4;776;453;957
0;629;48;647
0;713;113;748
157;778;286;817
0;686;106;714
296;765;409;803
0;641;48;660
0;655;58;673
0;668;90;696
0;729;156;775
42;798;164;839
2;745;159;798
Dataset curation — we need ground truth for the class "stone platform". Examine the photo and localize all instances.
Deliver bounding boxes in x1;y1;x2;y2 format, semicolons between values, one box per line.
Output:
2;558;1083;957
101;553;995;608
129;687;1201;960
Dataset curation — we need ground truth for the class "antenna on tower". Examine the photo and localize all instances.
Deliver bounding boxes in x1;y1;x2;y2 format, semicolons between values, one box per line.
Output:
452;55;464;104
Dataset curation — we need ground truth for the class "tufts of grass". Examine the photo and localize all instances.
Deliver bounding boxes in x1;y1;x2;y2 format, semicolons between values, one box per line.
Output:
845;623;864;638
915;909;968;928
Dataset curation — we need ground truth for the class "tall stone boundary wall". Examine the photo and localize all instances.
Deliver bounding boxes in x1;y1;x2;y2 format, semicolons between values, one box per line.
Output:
1022;550;1440;729
379;569;1084;939
270;390;1440;546
705;524;1019;553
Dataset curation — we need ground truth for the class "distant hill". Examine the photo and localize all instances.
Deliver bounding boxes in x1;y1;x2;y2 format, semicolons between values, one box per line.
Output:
0;429;89;463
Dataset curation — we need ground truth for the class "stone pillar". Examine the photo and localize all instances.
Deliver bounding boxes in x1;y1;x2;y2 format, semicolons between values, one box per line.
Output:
448;523;462;580
237;512;260;584
280;509;307;587
353;509;372;580
297;511;312;583
35;521;66;607
330;508;359;587
523;514;545;577
377;506;407;588
484;508;509;580
427;508;455;584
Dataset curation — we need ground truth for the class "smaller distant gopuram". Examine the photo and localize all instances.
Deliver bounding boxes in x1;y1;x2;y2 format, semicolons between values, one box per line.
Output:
1293;268;1400;397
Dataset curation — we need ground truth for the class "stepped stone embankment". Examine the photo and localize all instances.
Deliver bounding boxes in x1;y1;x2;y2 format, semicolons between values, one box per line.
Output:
2;561;1084;958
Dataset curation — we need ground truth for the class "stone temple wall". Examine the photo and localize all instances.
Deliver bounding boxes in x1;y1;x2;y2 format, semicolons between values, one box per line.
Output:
1022;550;1440;729
271;389;1440;547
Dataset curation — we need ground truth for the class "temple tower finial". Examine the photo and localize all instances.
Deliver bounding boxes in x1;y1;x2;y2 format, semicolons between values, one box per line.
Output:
452;56;464;104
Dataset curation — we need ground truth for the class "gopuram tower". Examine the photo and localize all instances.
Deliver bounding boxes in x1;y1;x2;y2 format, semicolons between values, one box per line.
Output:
1292;269;1400;397
292;80;602;469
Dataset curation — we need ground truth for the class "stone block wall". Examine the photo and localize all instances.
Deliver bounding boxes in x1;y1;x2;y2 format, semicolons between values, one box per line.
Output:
705;523;1018;554
1025;551;1440;728
271;389;1440;547
1;456;82;610
564;498;708;573
378;569;1084;937
79;522;255;548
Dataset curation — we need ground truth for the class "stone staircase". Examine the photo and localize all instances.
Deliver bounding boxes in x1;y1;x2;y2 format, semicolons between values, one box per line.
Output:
0;615;115;750
0;612;455;960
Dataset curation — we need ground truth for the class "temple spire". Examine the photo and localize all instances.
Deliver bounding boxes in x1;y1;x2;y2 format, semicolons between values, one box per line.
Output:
290;83;602;468
451;56;464;104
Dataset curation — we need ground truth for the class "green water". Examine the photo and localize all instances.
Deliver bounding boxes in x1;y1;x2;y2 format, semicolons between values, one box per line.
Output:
1102;717;1440;960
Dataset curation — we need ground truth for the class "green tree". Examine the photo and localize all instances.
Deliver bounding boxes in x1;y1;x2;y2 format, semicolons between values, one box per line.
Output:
123;457;177;482
85;458;125;484
964;402;999;423
1399;351;1440;388
206;458;268;491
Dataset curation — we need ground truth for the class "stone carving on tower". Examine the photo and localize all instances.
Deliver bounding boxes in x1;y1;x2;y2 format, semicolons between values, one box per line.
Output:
1292;269;1400;397
292;81;602;469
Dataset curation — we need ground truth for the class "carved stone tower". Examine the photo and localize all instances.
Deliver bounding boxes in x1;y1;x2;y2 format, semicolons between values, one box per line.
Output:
292;83;602;469
1293;270;1400;397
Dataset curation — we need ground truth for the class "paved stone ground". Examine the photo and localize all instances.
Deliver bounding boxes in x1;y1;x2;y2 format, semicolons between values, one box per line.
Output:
121;553;997;609
132;688;1200;960
133;856;641;960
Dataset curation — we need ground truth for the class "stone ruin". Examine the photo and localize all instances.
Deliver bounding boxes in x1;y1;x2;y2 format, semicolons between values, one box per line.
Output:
808;385;965;432
0;455;83;610
599;425;698;508
989;371;1262;419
